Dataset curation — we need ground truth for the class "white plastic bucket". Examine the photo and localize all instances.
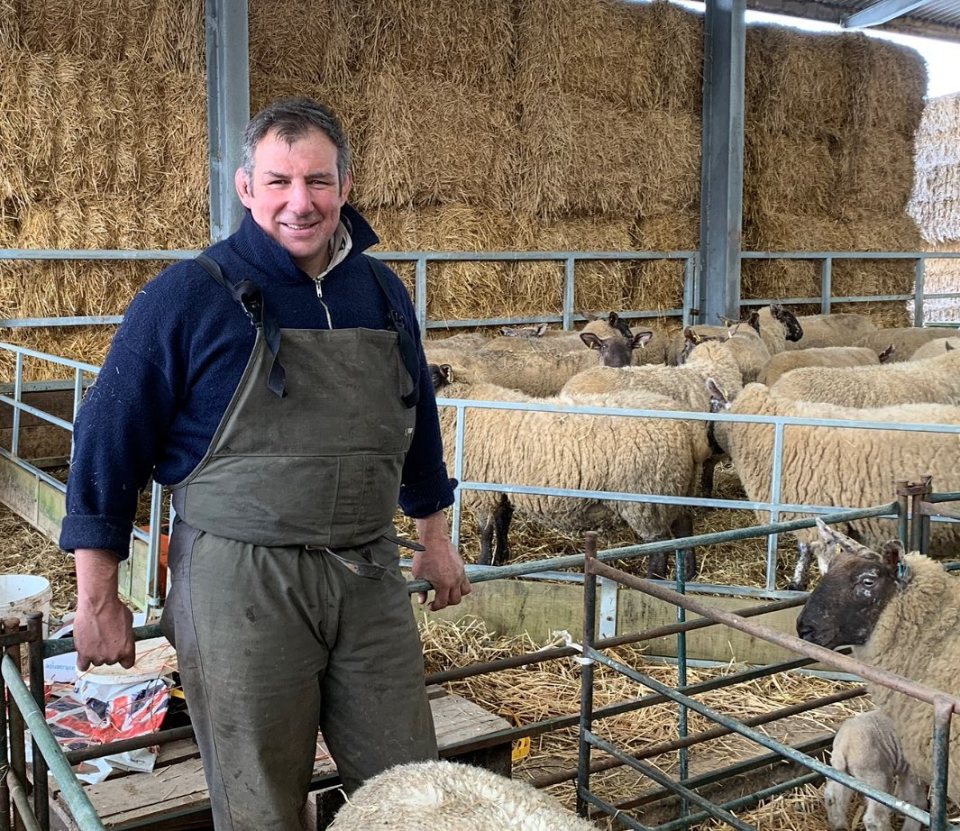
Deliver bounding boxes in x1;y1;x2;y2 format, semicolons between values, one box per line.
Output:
0;574;52;636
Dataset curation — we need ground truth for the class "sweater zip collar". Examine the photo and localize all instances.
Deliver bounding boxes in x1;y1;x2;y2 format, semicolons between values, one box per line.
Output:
313;221;353;328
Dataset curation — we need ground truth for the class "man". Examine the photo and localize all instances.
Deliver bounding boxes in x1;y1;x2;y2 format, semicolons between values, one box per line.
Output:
60;97;471;829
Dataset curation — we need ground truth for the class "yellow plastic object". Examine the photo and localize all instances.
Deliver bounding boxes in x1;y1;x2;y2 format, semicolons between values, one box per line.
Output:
507;712;530;763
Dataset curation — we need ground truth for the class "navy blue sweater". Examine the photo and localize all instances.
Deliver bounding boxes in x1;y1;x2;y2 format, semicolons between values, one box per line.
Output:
60;206;455;559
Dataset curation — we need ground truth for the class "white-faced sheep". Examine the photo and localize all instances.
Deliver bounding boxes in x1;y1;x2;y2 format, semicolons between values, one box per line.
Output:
424;328;646;397
432;366;710;577
824;709;927;831
709;382;960;590
784;312;877;350
909;336;960;361
855;327;957;362
769;348;960;408
667;319;772;383
758;345;892;386
327;760;597;831
798;521;960;802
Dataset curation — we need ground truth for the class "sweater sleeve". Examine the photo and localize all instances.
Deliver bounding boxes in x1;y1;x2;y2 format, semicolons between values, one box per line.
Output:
393;276;457;518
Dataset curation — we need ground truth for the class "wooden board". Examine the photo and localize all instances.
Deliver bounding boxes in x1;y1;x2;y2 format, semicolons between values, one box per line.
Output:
49;692;513;830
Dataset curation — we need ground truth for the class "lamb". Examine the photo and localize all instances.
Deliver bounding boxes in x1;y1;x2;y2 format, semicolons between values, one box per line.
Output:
797;520;960;803
709;382;960;590
327;760;597;830
785;312;877;350
855;327;956;362
909;336;960;361
769;348;960;408
432;366;710;576
757;345;893;386
667;318;771;383
423;328;645;397
824;710;927;831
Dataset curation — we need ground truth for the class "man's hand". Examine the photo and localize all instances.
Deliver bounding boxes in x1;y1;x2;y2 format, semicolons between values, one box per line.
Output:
74;549;136;671
411;512;471;612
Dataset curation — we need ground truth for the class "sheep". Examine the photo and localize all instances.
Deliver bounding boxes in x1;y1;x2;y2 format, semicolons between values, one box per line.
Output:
423;329;645;397
909;336;960;361
754;303;805;353
855;327;957;362
824;709;927;831
769;348;960;408
757;345;893;386
709;382;960;590
785;313;878;350
327;760;597;830
797;520;960;803
667;320;771;383
432;366;710;577
499;323;551;338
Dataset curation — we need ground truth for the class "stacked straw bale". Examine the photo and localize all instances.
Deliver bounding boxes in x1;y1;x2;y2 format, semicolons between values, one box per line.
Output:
0;0;208;381
908;92;960;322
742;27;925;325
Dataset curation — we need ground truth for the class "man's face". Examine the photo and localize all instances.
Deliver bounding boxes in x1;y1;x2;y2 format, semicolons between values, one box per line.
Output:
235;127;352;276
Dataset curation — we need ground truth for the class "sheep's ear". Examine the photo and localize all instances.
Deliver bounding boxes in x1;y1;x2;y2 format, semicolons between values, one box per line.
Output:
582;310;600;322
440;363;454;385
947;341;955;352
815;519;876;560
683;327;701;344
878;345;895;363
881;539;906;576
534;323;549;337
706;378;728;407
607;311;620;325
631;330;654;349
580;332;602;350
746;311;761;333
770;303;783;319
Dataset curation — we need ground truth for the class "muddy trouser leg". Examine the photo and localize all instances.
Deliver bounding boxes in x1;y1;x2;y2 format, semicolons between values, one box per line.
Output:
160;524;436;830
317;535;438;793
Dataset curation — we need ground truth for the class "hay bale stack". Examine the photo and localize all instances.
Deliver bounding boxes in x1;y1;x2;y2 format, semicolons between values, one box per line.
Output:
908;92;960;322
15;0;204;73
354;72;517;211
248;1;357;90
0;325;116;382
743;25;924;325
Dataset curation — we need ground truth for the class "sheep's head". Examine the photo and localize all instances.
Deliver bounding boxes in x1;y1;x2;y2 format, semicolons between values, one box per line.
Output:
769;304;804;342
428;363;454;390
580;331;653;367
796;520;905;649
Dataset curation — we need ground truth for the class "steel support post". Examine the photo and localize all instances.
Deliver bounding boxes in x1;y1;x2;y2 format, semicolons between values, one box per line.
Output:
698;0;746;325
577;533;599;818
205;0;250;242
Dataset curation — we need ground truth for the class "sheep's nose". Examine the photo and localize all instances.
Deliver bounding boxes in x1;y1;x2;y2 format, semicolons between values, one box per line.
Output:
796;617;816;642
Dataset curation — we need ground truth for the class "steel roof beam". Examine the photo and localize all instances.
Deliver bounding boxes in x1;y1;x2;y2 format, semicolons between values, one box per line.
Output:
843;0;934;29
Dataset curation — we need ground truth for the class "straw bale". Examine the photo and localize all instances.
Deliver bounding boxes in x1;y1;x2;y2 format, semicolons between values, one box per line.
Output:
18;0;204;74
354;71;517;212
366;205;517;321
515;0;701;113
358;0;513;93
0;325;116;382
249;0;356;88
832;130;917;221
0;48;31;198
745;26;849;139
0;0;18;49
0;260;157;321
909;92;960;244
743;130;838;217
843;34;926;138
921;241;960;321
630;212;700;310
518;94;701;219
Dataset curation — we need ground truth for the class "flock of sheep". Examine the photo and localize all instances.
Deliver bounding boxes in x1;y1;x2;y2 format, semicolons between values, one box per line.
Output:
425;306;960;586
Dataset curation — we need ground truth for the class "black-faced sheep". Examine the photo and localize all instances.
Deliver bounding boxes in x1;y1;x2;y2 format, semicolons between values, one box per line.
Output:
855;327;957;362
432;366;710;577
825;709;927;831
769;348;960;408
784;312;878;350
327;760;597;830
797;521;960;802
758;345;892;386
709;382;960;590
754;303;805;353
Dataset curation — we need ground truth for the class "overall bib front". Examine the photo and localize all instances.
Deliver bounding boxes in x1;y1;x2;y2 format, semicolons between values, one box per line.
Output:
161;264;437;830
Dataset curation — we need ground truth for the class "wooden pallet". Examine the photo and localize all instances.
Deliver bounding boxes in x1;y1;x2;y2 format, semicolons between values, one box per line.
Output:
49;689;512;830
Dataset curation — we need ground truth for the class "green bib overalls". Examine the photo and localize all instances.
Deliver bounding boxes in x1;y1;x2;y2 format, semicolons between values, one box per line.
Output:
161;258;438;830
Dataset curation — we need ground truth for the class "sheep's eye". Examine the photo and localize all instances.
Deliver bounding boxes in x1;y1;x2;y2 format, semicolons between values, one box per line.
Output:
860;575;876;589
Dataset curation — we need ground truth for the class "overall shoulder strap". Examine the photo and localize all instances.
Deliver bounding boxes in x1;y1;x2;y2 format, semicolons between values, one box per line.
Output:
367;257;420;408
194;254;286;398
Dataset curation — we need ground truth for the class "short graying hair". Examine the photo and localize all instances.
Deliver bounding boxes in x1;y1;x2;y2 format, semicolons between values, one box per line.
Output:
240;97;352;188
